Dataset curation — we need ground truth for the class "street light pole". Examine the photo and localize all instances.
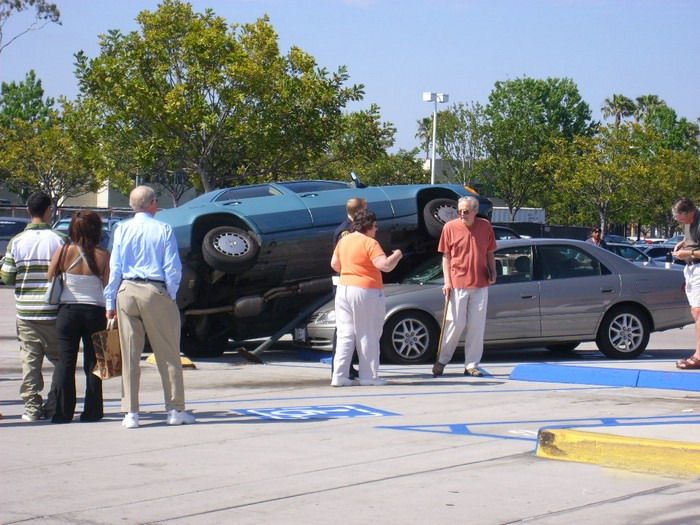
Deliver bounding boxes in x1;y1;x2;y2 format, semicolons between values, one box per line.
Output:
422;92;449;185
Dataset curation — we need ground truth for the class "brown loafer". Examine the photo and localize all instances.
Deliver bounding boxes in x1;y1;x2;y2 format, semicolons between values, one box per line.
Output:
432;362;445;377
464;367;483;377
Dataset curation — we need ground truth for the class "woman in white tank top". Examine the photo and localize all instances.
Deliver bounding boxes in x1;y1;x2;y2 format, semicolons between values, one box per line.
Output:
47;211;110;423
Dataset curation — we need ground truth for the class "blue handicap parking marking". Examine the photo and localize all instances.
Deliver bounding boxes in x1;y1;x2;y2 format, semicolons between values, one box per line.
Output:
235;404;399;420
377;414;700;442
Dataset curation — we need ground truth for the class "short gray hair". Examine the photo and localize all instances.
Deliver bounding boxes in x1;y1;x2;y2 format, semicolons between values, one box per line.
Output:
458;196;479;211
130;185;157;212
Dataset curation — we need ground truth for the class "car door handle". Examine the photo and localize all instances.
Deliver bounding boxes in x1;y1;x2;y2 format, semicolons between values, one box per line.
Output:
301;193;319;198
600;288;614;293
520;294;536;299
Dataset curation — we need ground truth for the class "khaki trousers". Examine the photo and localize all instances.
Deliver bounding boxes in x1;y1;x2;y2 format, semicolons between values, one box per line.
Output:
17;318;60;417
116;281;185;413
438;287;489;369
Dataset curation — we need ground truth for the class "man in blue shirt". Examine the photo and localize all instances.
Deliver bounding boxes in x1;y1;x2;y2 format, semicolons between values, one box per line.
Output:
104;185;195;429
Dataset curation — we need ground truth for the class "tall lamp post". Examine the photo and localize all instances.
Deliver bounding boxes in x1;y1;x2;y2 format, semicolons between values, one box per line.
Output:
422;91;449;185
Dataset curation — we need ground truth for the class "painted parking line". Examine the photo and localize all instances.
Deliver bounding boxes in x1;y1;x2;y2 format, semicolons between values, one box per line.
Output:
232;404;398;420
101;385;618;408
377;414;700;444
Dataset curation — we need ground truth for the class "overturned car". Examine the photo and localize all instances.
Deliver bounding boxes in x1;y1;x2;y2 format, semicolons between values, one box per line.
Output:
156;178;492;356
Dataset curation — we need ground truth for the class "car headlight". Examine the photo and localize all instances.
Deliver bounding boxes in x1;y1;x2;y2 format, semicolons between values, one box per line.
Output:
315;310;336;325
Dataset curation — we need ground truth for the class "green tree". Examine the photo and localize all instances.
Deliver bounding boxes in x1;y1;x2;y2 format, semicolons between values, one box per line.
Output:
538;125;643;231
0;102;103;218
0;69;54;126
75;1;383;198
0;0;60;54
435;102;487;187
601;94;636;127
634;94;665;123
482;76;594;219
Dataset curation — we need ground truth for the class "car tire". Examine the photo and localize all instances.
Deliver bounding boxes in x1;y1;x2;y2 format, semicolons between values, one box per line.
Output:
595;305;650;359
423;198;459;238
202;225;260;273
380;310;438;364
546;343;579;353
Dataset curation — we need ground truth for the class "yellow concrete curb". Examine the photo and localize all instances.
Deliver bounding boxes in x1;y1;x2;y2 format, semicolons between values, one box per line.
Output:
537;429;700;479
145;354;196;369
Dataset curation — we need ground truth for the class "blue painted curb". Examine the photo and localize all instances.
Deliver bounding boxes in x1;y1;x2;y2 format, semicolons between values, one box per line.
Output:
510;364;700;392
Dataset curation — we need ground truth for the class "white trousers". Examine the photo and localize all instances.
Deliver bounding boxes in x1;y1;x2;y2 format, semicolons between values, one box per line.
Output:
333;285;385;381
438;287;489;369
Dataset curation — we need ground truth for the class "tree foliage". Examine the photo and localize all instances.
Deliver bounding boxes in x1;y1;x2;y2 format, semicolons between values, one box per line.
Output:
481;76;594;219
0;0;60;54
74;0;389;200
0;69;54;128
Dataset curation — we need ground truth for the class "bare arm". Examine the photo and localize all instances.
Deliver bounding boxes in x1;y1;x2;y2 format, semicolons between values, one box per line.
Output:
372;249;403;273
441;255;452;297
487;251;496;285
331;252;341;273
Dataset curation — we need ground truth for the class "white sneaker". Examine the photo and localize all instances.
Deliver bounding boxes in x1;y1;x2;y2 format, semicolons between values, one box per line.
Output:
122;412;139;429
167;409;196;425
359;378;388;386
330;377;358;387
21;412;44;422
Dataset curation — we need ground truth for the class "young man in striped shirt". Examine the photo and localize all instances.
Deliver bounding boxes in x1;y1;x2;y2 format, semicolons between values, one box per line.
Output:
1;191;66;421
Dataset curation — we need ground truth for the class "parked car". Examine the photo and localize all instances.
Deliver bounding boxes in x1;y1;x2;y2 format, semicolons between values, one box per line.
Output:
52;216;124;249
604;234;632;245
662;234;684;248
0;217;31;256
493;225;521;240
155;177;492;355
606;243;684;270
299;238;692;362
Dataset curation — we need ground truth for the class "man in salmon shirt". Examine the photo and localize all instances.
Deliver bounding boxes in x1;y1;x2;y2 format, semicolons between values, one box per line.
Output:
433;196;496;377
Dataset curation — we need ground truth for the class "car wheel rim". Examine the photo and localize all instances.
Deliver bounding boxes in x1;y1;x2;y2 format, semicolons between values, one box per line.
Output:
213;232;250;257
434;204;458;224
608;313;643;353
392;318;430;359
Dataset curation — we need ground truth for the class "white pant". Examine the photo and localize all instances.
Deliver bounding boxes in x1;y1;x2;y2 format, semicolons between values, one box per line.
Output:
684;263;700;308
438;287;489;368
333;285;385;382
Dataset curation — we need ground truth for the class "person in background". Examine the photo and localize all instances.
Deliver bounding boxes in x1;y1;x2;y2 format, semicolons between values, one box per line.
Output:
0;191;66;421
331;209;402;386
47;211;110;423
586;226;609;250
671;198;700;370
331;197;367;380
433;196;496;378
104;185;195;429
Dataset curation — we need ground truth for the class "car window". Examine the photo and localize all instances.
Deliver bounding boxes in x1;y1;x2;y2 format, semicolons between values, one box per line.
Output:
494;246;533;284
215;185;280;201
278;181;350;193
403;255;443;284
0;220;27;237
538;245;605;280
612;245;647;262
493;226;520;240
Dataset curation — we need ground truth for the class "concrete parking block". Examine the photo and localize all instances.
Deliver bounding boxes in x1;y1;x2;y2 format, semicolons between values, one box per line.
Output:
537;428;700;478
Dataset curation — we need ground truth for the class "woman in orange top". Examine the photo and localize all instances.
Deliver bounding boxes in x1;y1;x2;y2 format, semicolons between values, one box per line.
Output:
330;209;402;386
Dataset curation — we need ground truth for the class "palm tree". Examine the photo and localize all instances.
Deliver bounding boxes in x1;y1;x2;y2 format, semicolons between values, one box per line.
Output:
601;94;636;127
415;117;432;160
634;94;666;123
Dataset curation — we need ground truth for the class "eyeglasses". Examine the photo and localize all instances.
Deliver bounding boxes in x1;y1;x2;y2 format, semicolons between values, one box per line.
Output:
593;229;601;233
458;209;474;216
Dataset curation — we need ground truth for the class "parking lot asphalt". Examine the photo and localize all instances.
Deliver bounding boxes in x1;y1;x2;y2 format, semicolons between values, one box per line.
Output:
1;286;699;525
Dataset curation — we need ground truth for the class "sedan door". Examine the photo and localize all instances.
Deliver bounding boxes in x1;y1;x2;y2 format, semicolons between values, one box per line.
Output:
485;245;542;342
537;244;620;337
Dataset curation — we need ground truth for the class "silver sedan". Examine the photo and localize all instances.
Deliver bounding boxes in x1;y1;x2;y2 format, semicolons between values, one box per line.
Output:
300;239;693;363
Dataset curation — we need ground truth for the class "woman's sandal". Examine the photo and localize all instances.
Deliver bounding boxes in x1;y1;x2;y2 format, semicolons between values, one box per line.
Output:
676;356;700;370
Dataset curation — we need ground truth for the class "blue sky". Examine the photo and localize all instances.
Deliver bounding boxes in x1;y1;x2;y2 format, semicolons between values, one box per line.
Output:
1;0;698;152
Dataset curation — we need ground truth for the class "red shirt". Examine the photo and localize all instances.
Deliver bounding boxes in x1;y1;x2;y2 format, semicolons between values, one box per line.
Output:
438;217;496;289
